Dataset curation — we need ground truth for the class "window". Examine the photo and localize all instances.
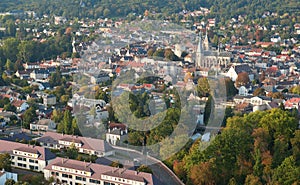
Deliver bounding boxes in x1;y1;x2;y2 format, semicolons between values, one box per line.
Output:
62;174;69;178
17;157;22;161
23;158;26;161
29;159;35;163
82;177;86;181
76;176;82;181
29;165;34;170
89;179;101;184
17;163;23;167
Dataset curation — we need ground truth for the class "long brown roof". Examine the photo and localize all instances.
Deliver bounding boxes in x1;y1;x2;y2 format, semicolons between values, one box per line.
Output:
0;140;56;161
45;157;154;185
38;132;113;152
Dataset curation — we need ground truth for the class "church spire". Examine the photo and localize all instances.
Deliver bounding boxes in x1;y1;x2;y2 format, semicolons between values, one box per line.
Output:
203;30;209;50
196;32;203;68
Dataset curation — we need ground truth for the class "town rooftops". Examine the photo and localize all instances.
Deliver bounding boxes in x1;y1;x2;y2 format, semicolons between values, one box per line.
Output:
0;140;56;161
45;157;154;185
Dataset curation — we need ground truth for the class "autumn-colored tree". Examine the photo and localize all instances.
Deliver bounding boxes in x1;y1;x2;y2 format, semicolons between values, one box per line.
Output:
244;174;263;185
189;161;216;185
253;87;266;96
197;77;210;97
235;72;250;87
255;29;264;41
173;160;187;182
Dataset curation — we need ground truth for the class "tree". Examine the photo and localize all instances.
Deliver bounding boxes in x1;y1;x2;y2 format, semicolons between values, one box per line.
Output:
103;8;111;17
137;165;153;174
17;41;35;62
164;48;179;61
272;156;300;185
6;20;16;37
244;175;263;185
197;77;210;97
110;161;123;168
189;161;216;185
225;78;237;98
3;104;16;113
5;59;14;71
60;95;70;105
66;143;78;159
62;110;72;134
173;160;187;182
49;68;62;87
0;153;11;171
235;72;250;87
253;88;266;96
2;38;19;62
5;179;15;185
153;48;164;58
23;107;36;129
51;109;63;123
147;48;155;57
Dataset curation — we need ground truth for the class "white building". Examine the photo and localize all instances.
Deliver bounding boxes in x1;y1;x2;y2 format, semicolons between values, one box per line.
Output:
44;157;154;185
0;140;56;172
0;170;18;185
106;123;128;145
37;132;114;157
30;119;57;132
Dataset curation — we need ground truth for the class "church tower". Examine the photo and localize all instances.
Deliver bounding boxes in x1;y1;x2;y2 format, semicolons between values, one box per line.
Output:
196;32;204;68
203;31;210;50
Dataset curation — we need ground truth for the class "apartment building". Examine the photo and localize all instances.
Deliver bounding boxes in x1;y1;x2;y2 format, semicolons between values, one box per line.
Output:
44;157;154;185
0;140;56;172
37;132;114;157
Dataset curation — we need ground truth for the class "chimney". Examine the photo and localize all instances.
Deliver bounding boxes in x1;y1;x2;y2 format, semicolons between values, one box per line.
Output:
61;158;64;164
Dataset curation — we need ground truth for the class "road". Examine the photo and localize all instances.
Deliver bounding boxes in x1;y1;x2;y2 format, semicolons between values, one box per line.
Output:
109;146;184;185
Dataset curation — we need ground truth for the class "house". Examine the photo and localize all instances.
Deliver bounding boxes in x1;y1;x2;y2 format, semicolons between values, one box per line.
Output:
284;98;300;110
106;123;128;145
0;169;18;185
30;119;57;132
11;100;29;112
30;69;50;80
238;86;249;96
90;72;110;84
44;157;154;185
43;94;56;106
15;70;31;80
37;132;114;157
0;140;56;172
26;93;39;101
23;62;40;70
226;64;253;82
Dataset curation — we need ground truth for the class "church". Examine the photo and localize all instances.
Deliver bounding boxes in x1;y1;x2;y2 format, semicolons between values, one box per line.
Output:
195;31;232;70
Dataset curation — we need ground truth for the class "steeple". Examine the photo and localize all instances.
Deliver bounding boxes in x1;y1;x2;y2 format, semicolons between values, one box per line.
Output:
196;32;204;68
203;31;209;50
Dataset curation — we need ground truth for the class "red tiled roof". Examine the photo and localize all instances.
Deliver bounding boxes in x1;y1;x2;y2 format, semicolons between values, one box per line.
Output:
45;157;154;185
0;140;55;161
11;100;25;107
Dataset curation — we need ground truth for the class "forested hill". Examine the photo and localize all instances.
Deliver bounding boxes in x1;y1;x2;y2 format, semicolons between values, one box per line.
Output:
0;0;299;20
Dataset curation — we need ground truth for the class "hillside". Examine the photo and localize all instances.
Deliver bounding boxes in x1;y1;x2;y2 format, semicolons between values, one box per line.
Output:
0;0;299;20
